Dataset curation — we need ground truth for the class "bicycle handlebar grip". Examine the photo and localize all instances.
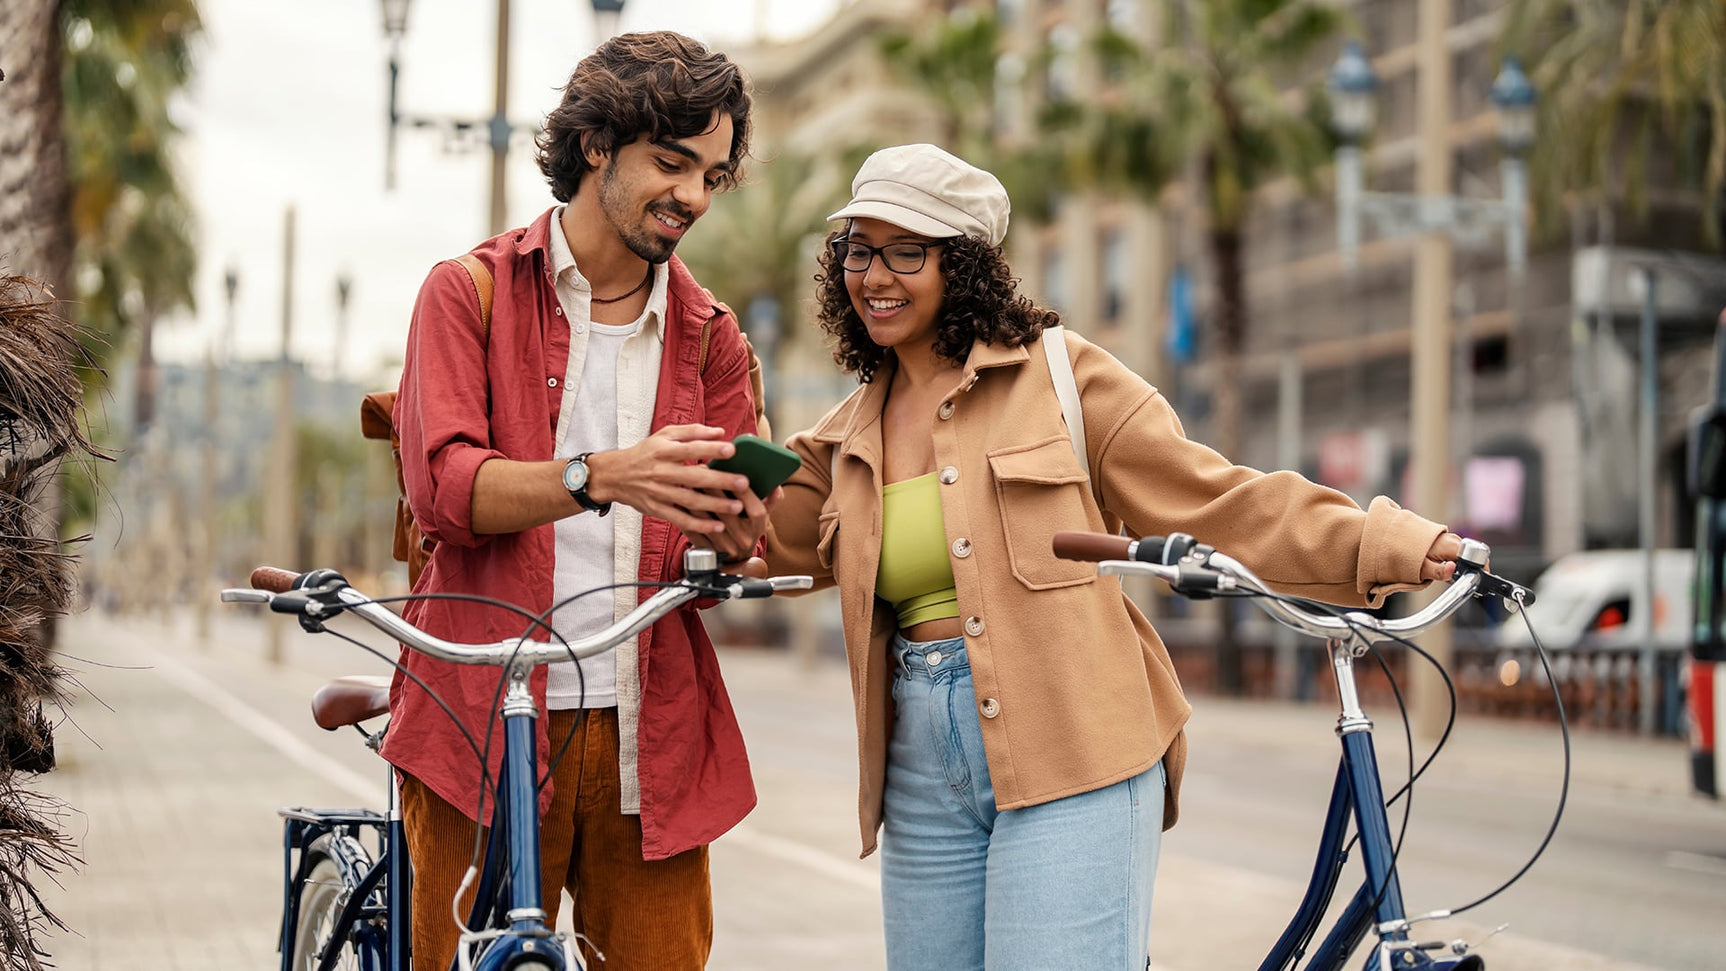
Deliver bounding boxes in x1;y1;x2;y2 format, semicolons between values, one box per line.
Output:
251;566;300;594
1052;532;1133;562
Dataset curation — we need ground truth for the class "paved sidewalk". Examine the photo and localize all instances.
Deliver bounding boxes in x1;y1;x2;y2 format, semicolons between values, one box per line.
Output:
31;608;1694;970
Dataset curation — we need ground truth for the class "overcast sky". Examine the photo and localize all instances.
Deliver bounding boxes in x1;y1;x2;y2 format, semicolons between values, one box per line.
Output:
154;0;842;381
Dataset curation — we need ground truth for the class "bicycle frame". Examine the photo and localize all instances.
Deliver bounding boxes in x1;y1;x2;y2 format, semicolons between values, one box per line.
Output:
1260;639;1422;971
452;660;575;971
1092;549;1505;971
277;760;407;971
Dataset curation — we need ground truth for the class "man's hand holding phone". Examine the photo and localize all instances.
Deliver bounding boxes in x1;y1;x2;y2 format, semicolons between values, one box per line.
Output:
583;427;796;562
694;434;799;562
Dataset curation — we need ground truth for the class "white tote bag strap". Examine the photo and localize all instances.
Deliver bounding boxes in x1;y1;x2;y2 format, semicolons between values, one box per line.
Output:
1041;326;1087;472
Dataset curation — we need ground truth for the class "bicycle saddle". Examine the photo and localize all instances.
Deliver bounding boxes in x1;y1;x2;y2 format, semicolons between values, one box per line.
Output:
311;675;392;731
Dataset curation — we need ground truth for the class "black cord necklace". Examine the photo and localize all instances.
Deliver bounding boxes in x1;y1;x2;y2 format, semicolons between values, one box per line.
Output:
591;264;653;305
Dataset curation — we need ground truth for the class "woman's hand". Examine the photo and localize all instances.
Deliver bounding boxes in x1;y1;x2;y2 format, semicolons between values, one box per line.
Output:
690;485;783;562
1422;531;1468;582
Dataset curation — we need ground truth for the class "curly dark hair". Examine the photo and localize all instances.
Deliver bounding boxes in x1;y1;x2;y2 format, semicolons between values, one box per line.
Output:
535;31;752;202
815;231;1060;383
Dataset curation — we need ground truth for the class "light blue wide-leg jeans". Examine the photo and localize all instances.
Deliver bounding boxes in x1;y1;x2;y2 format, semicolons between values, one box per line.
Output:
880;634;1165;971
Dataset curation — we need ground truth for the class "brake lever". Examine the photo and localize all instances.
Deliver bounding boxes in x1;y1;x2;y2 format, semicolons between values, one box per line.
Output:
267;578;352;632
1452;537;1536;608
702;574;816;599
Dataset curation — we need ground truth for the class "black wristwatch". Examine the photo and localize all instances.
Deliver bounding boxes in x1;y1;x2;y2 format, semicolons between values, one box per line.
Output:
562;452;611;516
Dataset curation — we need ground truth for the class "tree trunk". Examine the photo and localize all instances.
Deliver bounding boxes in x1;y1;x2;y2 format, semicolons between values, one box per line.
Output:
1209;220;1248;696
0;0;73;299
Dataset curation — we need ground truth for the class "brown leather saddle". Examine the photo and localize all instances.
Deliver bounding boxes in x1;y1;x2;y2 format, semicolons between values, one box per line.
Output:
310;675;391;731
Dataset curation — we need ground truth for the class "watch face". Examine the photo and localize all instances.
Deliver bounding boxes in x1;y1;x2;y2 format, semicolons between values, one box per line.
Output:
562;457;589;493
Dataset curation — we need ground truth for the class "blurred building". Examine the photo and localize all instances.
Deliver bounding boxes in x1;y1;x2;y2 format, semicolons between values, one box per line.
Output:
741;0;1726;584
86;356;393;606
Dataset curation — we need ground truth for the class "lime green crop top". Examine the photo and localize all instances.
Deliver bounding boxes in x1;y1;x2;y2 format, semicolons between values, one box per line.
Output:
875;473;960;628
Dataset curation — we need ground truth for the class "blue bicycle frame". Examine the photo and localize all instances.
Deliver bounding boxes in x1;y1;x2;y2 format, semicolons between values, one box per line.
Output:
276;669;573;971
1259;640;1482;971
450;670;574;970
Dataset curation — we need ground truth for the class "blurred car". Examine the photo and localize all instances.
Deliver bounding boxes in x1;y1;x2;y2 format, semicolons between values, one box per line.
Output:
1495;548;1694;652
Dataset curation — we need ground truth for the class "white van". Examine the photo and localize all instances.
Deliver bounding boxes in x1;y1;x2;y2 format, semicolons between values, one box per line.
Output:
1495;549;1695;651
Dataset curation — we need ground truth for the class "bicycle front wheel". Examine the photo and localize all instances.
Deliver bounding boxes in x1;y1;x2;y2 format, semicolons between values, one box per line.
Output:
289;834;384;971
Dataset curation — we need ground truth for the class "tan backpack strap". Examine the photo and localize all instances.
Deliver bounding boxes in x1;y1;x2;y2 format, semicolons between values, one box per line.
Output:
697;318;712;375
453;253;494;340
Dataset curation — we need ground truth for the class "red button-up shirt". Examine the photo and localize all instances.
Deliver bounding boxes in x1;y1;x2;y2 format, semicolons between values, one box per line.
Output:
382;207;759;860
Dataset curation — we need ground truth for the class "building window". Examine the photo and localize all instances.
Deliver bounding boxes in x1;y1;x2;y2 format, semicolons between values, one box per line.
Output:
1045;24;1080;103
1105;0;1138;34
1101;227;1126;323
995;52;1027;139
1043;246;1069;313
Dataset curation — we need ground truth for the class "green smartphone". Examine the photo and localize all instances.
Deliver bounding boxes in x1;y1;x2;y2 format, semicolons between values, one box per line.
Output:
709;434;802;498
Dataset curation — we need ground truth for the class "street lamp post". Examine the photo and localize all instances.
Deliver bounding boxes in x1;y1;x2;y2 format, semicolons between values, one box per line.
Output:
379;0;628;236
1328;32;1536;738
1328;42;1535;280
335;271;353;378
592;0;624;39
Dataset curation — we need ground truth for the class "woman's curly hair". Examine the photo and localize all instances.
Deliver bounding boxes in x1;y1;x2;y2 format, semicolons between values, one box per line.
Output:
535;31;752;202
815;231;1060;383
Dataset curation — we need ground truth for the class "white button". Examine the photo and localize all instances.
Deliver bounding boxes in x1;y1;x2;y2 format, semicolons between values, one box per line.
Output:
939;466;958;485
547;377;558;388
964;616;984;637
979;698;1000;718
938;401;955;420
555;307;563;316
951;537;972;558
575;324;586;334
925;650;943;666
963;375;979;391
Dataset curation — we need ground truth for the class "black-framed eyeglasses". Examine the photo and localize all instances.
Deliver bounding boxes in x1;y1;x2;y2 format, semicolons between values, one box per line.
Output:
830;238;943;275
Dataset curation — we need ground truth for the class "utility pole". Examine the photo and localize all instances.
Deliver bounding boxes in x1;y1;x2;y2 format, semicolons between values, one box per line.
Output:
1407;0;1456;739
195;270;239;646
487;0;511;235
266;207;298;665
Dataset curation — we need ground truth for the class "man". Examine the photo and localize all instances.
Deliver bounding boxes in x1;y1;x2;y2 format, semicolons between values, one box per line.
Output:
384;31;771;971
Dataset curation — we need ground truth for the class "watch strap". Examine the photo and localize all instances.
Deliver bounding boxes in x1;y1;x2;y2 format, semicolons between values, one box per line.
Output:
569;452;612;516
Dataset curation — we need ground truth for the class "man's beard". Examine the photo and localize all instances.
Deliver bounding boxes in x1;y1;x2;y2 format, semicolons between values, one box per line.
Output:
599;158;689;265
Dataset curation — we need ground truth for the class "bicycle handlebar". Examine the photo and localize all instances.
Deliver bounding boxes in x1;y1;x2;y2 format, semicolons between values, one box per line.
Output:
1053;531;1534;641
251;566;299;594
222;549;814;667
1051;532;1135;563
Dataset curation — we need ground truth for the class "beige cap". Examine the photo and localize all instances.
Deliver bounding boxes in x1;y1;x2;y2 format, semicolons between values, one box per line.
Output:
827;143;1010;247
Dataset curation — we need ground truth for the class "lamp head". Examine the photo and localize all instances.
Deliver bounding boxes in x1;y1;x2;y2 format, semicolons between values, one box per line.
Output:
380;0;410;39
1327;40;1378;143
1490;56;1537;156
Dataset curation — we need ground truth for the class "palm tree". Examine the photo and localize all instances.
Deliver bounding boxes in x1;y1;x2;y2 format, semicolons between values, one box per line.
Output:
877;8;1003;161
62;0;203;427
0;0;76;297
1067;0;1345;695
1505;0;1726;246
678;149;851;433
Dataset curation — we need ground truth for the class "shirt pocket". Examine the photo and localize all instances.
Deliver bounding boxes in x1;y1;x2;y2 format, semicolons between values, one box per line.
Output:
987;436;1101;590
816;509;843;572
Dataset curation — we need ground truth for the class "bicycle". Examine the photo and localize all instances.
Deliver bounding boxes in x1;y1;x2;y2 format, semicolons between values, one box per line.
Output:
1051;530;1565;971
222;548;812;971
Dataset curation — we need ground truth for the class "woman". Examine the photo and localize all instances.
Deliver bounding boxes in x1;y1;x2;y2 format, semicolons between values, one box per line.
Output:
763;144;1463;970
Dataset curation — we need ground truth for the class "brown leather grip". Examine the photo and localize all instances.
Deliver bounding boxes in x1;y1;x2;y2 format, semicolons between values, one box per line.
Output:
1052;531;1133;562
250;566;300;593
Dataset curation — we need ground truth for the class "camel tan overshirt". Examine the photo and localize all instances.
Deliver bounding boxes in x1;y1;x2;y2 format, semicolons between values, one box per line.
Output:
765;329;1446;858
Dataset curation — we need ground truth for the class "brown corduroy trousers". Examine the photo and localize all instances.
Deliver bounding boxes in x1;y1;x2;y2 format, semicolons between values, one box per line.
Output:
400;707;712;971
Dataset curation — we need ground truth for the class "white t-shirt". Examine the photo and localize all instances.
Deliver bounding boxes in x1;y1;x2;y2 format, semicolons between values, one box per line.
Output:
543;207;666;710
